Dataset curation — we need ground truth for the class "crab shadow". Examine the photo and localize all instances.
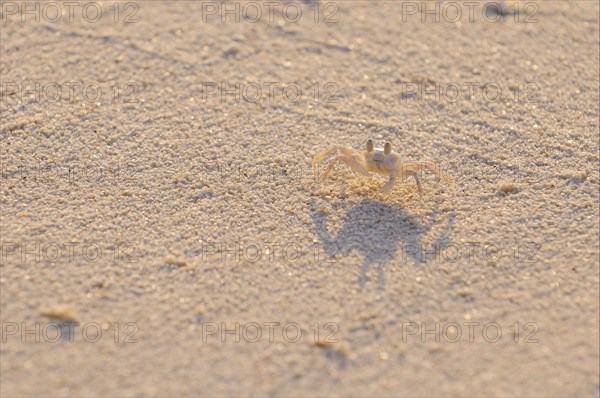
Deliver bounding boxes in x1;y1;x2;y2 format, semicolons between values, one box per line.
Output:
311;198;454;291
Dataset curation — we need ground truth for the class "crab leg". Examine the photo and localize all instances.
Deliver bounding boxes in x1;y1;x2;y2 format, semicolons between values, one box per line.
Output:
312;146;347;166
312;146;364;166
322;156;344;179
380;171;397;194
321;155;370;180
406;170;423;198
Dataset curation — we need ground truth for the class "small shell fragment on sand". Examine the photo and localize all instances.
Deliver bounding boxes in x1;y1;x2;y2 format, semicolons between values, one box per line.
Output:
559;169;587;182
40;306;77;321
498;182;518;194
166;258;188;267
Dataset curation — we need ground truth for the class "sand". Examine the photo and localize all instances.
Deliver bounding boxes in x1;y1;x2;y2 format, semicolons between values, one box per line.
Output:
1;0;599;396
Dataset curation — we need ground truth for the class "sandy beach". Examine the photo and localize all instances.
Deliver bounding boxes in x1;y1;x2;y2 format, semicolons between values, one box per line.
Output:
1;0;599;396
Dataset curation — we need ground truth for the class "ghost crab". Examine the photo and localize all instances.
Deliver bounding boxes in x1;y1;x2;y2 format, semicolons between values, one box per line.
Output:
312;139;452;197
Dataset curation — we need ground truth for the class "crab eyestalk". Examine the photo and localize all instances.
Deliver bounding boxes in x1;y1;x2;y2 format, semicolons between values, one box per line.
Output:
384;142;392;155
